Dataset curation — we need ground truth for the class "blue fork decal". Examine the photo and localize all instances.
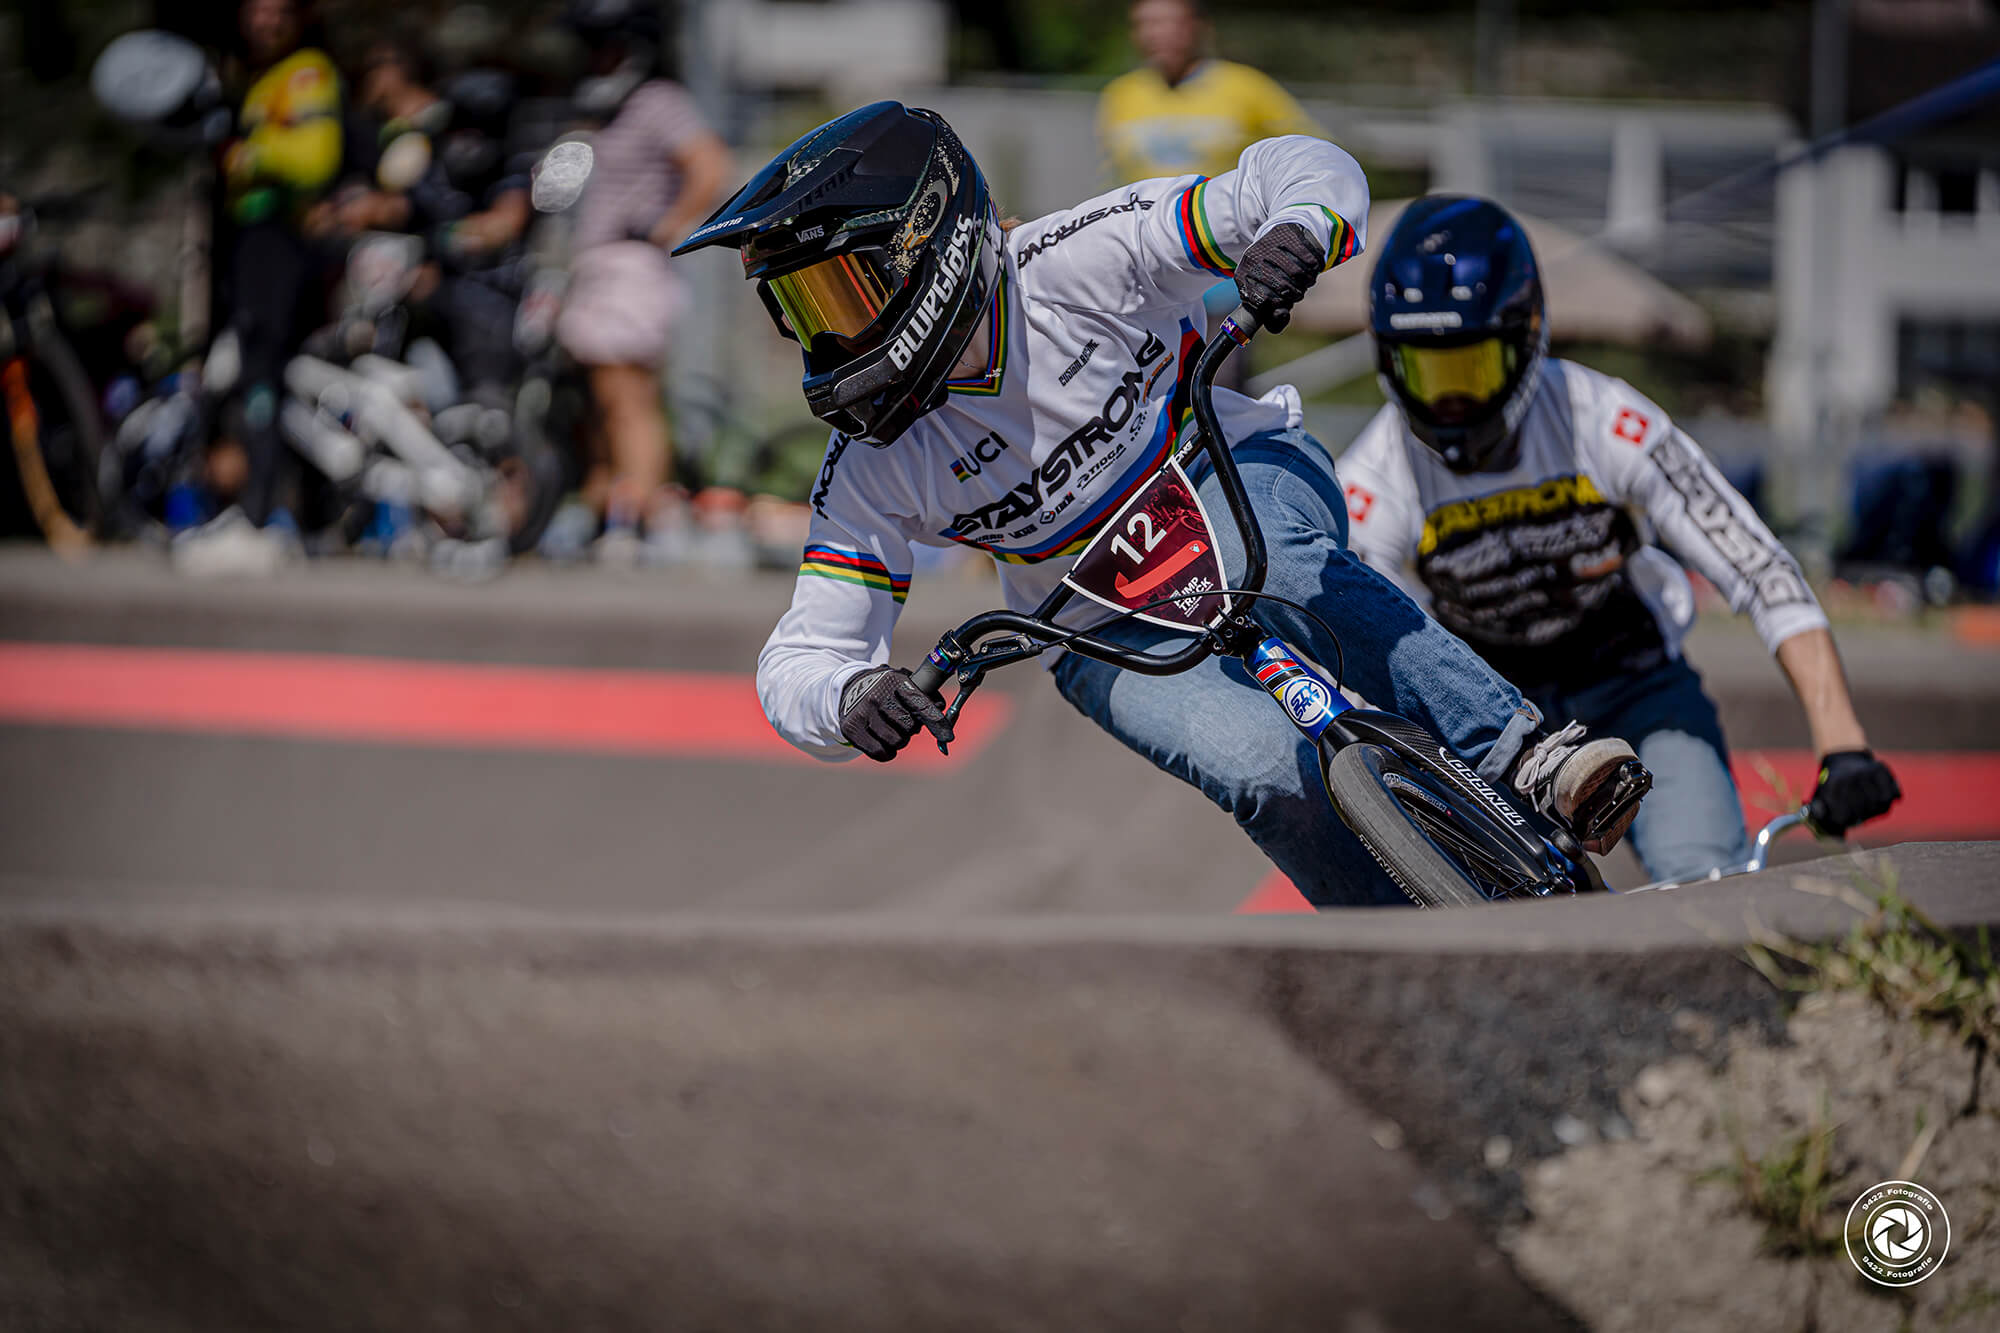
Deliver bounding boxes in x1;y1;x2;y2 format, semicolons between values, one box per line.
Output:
1247;636;1349;740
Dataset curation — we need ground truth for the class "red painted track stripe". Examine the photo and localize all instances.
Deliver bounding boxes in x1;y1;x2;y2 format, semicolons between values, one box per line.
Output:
1727;750;2000;836
1237;749;2000;914
0;642;1007;768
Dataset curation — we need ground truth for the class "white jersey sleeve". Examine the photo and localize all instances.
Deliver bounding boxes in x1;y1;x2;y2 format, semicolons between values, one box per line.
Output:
756;433;922;760
1331;406;1430;606
1015;134;1370;318
1572;369;1828;654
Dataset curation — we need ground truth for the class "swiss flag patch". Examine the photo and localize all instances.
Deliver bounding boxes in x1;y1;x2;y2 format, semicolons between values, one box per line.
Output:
1345;484;1375;522
1612;407;1650;446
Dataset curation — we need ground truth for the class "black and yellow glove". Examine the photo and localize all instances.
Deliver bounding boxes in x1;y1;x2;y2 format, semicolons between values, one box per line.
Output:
1807;749;1900;836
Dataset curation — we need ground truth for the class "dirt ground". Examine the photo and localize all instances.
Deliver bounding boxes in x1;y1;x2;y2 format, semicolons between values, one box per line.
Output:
1507;980;1998;1330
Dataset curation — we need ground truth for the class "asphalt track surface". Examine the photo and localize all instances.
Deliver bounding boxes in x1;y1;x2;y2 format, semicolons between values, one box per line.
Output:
2;548;1997;913
2;548;1997;1330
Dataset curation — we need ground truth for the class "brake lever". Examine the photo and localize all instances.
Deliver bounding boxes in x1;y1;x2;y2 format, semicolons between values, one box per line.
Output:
928;664;995;755
930;632;1045;754
939;670;978;741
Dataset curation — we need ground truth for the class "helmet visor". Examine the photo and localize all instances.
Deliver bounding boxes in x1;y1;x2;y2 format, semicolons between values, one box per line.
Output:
762;251;899;347
1389;338;1513;421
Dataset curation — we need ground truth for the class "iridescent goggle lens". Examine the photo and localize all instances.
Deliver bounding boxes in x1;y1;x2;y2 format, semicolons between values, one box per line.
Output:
761;252;898;346
1391;338;1512;408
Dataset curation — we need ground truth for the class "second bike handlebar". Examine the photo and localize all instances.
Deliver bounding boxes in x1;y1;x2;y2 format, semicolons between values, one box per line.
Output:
910;306;1264;701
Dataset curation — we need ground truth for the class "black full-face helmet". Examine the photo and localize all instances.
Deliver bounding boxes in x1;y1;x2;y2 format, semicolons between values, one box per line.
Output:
1370;195;1548;473
674;102;1001;446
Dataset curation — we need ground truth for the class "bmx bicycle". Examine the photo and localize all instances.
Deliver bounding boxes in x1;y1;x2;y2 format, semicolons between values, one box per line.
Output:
0;190;107;551
907;307;1650;908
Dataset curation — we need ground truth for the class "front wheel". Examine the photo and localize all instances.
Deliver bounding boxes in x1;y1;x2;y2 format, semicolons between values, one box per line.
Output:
1325;743;1549;908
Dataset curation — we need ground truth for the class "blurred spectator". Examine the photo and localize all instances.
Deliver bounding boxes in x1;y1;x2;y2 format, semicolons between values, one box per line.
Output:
553;0;731;566
1097;0;1321;389
341;31;534;399
1096;0;1321;186
177;0;343;574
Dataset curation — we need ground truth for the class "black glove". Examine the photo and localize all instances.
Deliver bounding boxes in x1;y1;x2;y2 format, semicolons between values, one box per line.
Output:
1807;749;1900;836
1232;222;1325;333
839;666;954;762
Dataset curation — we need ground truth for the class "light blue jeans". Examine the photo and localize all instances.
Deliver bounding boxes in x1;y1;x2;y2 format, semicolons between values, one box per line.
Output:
1053;429;1543;907
1522;660;1750;883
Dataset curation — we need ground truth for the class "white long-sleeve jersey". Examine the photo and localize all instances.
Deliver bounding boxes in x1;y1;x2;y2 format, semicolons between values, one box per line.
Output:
1336;359;1828;695
759;134;1371;758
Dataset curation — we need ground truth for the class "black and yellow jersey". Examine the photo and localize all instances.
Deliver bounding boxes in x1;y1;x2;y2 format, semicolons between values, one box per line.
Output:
1338;359;1827;694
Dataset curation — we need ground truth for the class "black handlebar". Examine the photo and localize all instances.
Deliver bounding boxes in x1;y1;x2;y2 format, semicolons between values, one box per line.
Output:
913;305;1264;705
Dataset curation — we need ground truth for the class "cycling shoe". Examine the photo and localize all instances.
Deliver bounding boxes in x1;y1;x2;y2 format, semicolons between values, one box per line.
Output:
1511;721;1653;854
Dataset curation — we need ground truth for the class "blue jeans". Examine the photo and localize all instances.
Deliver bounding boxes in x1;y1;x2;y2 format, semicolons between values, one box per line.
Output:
1053;429;1543;907
1522;660;1749;883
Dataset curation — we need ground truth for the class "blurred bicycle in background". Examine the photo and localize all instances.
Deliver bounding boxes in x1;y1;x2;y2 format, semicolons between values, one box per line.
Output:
0;190;112;552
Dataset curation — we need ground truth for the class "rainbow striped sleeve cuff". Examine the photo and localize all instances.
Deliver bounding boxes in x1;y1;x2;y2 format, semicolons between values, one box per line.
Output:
1315;204;1361;269
1175;178;1234;277
800;544;910;603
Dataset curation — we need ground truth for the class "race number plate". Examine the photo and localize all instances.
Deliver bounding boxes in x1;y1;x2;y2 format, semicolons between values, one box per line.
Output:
1062;460;1231;630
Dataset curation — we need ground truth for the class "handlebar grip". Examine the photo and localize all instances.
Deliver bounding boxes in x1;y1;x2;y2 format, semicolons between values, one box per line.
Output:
1221;306;1261;342
909;659;949;700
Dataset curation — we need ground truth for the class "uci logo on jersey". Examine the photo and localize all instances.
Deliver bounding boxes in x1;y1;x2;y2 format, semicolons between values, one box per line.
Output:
948;431;1010;483
946;334;1169;538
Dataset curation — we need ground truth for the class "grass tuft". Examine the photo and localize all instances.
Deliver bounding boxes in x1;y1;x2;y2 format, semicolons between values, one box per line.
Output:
1705;1097;1844;1256
1717;868;1999;1258
1744;865;2000;1052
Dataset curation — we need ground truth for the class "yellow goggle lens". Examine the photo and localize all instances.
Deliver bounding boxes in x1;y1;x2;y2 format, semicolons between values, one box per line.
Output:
1392;338;1511;407
764;253;895;344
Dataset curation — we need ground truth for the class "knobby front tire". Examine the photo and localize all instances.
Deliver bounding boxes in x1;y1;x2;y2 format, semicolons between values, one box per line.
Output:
1325;742;1495;909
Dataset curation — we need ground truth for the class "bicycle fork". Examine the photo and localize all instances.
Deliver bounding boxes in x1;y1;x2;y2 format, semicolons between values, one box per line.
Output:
1231;624;1600;895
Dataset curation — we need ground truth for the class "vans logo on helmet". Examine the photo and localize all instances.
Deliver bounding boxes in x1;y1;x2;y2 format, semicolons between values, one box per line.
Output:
887;214;979;371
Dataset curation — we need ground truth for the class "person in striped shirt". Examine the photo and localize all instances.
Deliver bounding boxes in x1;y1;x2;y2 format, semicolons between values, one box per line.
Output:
553;0;732;564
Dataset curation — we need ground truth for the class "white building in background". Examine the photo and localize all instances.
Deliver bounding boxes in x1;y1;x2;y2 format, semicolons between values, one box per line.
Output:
694;0;2000;513
1769;146;2000;436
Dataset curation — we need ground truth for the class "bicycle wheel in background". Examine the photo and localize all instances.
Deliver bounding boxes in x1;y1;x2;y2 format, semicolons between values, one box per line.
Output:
2;328;104;549
1325;742;1550;908
496;410;567;556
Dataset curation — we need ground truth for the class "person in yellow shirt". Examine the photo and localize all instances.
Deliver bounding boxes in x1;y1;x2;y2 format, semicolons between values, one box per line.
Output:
179;0;345;573
1097;0;1322;186
224;41;342;226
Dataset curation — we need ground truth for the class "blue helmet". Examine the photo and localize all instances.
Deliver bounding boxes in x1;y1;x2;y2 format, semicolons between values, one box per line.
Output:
1369;195;1547;472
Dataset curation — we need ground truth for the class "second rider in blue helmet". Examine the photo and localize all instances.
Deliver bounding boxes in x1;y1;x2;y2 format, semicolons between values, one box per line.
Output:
1341;196;1899;881
677;106;1651;905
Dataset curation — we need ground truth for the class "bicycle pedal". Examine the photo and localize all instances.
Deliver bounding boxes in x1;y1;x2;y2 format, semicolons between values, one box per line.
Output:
1577;758;1652;844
